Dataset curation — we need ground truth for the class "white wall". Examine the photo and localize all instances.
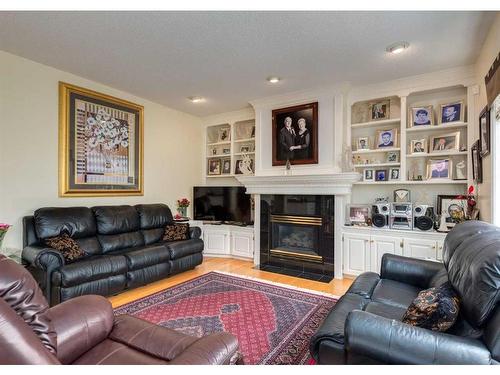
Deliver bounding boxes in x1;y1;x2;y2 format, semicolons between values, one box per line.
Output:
0;51;203;250
474;13;500;223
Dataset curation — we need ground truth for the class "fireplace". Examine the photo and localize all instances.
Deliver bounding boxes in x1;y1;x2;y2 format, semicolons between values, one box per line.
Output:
259;195;334;282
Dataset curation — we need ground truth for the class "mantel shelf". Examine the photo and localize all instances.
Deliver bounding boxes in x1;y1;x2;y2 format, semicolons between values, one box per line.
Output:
354;179;468;185
351;118;401;129
406;122;468;133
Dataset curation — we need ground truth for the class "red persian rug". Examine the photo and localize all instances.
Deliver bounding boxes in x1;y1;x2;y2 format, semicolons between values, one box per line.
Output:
114;271;337;364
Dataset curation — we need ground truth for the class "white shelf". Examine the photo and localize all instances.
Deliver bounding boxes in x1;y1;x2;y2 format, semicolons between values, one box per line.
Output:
351;118;401;129
207;141;231;146
233;152;255;156
406;151;468;158
406;122;468;133
352;148;400;155
207;174;236;178
354;179;468;185
354;162;400;168
234;138;256;143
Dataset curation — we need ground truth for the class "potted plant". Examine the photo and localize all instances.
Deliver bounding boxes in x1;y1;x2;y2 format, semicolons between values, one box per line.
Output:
176;198;190;218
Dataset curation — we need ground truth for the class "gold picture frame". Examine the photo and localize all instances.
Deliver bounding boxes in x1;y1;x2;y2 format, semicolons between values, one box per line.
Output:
427;159;452;180
409;105;434;127
430;131;460;153
59;82;144;197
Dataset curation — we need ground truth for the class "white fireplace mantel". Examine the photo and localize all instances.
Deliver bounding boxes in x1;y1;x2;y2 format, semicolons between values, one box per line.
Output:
236;172;361;279
235;172;361;196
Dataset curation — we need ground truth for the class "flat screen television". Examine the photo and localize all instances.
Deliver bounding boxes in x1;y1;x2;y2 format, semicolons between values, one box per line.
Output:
193;186;252;224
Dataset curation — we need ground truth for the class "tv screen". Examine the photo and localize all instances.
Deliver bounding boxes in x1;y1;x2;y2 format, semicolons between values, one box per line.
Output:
193;186;251;224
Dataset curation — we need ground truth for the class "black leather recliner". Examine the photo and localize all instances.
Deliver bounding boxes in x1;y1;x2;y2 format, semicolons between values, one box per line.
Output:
310;221;500;364
22;204;203;306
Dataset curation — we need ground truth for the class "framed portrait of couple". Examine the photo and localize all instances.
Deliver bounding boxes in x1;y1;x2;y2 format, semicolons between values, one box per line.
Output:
272;102;318;166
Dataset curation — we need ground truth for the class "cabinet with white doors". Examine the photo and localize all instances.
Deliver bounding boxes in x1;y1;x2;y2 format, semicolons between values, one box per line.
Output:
342;226;446;277
189;221;254;259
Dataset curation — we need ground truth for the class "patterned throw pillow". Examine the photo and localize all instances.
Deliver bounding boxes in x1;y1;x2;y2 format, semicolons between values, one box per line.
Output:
163;223;190;241
402;281;460;332
45;233;86;263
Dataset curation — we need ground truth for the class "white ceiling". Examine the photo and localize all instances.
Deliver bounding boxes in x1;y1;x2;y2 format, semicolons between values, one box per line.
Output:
0;11;496;117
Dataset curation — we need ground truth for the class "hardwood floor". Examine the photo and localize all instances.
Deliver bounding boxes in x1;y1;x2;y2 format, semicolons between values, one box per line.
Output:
109;257;353;308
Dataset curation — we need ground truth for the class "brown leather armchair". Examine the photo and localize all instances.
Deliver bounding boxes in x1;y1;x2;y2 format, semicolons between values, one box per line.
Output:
0;254;242;365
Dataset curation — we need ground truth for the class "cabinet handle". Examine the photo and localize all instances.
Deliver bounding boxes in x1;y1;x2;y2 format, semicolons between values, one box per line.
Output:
400;240;403;248
432;245;436;250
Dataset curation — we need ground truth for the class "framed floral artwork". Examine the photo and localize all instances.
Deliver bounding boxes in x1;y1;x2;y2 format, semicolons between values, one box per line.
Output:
59;82;144;196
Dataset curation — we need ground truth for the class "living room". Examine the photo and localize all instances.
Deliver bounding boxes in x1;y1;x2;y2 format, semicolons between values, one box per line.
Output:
1;2;499;369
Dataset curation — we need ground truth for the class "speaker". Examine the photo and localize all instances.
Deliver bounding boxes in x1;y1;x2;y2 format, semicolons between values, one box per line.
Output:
414;205;435;231
372;203;390;228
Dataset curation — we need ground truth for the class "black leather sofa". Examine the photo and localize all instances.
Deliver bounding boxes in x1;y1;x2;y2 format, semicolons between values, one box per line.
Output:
310;221;500;365
22;204;203;306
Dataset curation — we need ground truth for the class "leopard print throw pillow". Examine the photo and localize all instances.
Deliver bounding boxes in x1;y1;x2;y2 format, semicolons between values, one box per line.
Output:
45;233;86;263
402;281;460;332
163;223;190;241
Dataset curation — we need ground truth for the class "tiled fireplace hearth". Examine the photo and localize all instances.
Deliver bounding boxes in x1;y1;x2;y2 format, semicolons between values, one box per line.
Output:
236;173;361;280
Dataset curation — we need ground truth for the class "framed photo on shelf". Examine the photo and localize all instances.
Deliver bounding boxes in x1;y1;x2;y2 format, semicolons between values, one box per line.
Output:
471;140;482;183
222;148;231;155
221;159;231;175
409;106;434;127
427;159;451;180
208;159;221;175
386;151;398;162
394;189;411;203
272;102;318;166
240;145;251;153
235;157;254;175
376;128;398;148
389;168;400;181
363;169;375;181
58;82;143;197
479;106;490;157
410;138;427;154
356;137;370;150
437;194;469;227
430;132;460;153
217;128;231;142
439;100;464;124
375;169;388;181
454;160;467;180
347;204;371;226
370;100;390;121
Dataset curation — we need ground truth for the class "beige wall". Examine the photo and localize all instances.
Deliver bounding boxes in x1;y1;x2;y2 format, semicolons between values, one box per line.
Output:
474;13;500;223
0;51;203;250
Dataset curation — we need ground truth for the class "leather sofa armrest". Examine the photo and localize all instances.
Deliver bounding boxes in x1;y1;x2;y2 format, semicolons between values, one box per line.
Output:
345;310;493;365
380;253;444;289
49;295;114;364
110;315;240;364
189;226;202;239
22;245;65;269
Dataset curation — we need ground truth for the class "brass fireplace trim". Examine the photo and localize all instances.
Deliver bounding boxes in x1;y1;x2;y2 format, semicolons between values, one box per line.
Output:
270;248;324;263
270;215;323;226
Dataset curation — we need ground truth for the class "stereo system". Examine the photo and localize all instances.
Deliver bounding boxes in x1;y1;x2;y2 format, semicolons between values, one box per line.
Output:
372;203;435;231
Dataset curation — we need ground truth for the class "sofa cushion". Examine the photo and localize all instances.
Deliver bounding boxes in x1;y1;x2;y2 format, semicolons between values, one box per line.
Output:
135;204;173;229
371;279;421;309
45;233;86;263
120;244;171;271
165;239;203;260
52;255;128;287
442;221;500;327
163;223;190;241
364;301;407;321
347;272;380;298
92;206;140;235
34;207;97;240
141;228;166;246
402;281;460;332
97;232;145;254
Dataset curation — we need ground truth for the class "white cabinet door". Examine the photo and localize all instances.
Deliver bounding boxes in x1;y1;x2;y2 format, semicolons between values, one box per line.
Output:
203;230;230;255
343;233;371;276
403;238;437;260
370;235;403;273
231;231;254;259
436;240;444;261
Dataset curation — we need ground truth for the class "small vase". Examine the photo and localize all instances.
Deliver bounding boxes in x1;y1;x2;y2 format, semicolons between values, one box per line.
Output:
178;207;187;218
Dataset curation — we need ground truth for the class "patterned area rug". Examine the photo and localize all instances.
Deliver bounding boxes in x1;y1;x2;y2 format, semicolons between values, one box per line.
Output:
114;271;337;364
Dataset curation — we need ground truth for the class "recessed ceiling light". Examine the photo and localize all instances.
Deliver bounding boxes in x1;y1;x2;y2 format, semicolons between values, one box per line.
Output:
386;41;409;55
188;96;205;103
267;76;281;84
